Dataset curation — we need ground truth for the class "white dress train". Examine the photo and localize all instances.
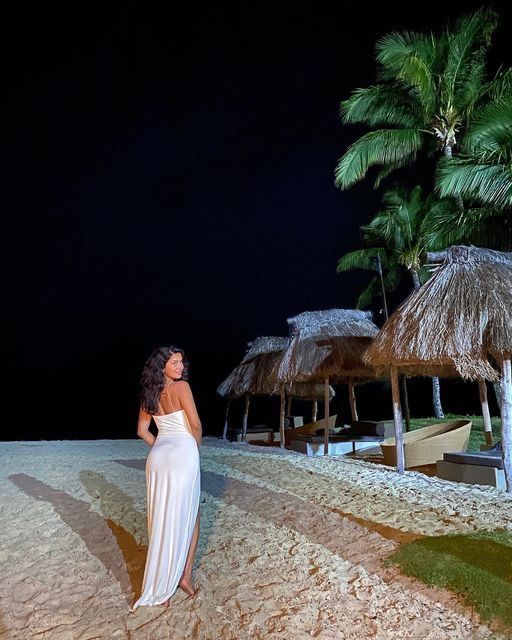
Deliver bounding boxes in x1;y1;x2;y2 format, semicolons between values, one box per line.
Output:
132;409;200;609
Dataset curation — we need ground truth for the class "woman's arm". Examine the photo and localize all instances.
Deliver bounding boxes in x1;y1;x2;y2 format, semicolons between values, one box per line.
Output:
137;408;156;446
178;382;202;446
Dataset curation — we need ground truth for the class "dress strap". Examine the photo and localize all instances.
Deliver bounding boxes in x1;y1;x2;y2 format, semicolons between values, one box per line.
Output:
163;380;176;413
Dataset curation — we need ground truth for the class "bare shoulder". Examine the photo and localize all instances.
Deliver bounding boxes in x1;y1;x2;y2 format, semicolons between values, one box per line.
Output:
175;381;196;407
175;380;192;394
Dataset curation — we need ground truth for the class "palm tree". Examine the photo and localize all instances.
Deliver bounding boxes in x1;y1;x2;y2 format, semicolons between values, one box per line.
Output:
338;186;455;417
435;92;512;248
335;7;501;190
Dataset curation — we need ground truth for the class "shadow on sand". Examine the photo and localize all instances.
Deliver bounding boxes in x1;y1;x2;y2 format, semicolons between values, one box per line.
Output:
79;470;147;597
8;473;146;602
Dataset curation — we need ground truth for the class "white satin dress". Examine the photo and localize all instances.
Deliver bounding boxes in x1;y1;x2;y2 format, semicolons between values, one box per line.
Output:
132;407;200;609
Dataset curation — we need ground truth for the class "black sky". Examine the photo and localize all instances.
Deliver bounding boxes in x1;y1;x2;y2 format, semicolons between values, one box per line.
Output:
4;2;510;439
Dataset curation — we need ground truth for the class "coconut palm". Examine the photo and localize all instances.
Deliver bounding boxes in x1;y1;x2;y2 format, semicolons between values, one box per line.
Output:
335;7;501;190
337;186;455;294
338;186;456;417
435;93;512;248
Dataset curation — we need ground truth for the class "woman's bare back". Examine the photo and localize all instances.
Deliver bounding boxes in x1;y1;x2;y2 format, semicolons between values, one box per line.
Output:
157;380;184;415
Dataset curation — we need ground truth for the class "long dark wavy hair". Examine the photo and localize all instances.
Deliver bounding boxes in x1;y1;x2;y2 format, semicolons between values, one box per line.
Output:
140;345;188;414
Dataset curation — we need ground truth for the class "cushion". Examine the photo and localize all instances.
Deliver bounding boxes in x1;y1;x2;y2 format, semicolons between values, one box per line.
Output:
443;450;503;469
339;421;386;437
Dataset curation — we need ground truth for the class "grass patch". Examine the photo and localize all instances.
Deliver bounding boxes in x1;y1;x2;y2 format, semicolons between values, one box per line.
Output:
387;530;512;629
409;413;501;452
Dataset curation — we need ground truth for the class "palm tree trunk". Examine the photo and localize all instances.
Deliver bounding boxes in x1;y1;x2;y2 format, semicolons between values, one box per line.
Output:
432;377;445;419
493;382;503;415
478;380;494;446
444;144;467;214
410;269;421;290
410;268;445;419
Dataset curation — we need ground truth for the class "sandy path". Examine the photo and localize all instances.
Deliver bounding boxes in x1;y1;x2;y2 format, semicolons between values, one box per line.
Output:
0;438;511;639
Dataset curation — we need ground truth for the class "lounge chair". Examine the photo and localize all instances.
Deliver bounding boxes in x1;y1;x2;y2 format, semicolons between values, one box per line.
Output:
436;441;505;489
381;420;472;469
226;425;274;443
285;415;337;447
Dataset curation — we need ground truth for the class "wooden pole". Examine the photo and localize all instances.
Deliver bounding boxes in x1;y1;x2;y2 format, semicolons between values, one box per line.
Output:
500;355;512;492
312;400;318;422
478;379;494;446
242;394;251;442
390;366;405;474
324;377;330;456
401;375;411;432
348;380;358;422
222;398;232;440
279;387;286;449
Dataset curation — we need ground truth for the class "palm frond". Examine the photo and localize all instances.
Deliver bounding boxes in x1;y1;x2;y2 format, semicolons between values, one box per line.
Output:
420;197;458;248
423;200;470;246
443;7;498;110
334;129;423;189
425;203;512;248
373;164;399;189
376;32;437;116
437;158;512;208
483;67;512;102
340;85;419;127
376;31;432;76
362;211;404;249
353;266;402;309
463;96;512;160
336;248;384;272
382;266;403;294
355;276;382;309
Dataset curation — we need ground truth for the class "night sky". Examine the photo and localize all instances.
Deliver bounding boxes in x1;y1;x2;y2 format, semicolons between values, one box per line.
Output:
4;2;510;440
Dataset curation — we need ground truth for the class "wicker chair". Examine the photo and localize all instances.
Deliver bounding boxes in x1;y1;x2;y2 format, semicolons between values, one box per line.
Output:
381;420;472;468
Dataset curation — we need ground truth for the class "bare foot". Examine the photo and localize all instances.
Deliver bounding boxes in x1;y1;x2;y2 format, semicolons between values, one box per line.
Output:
178;576;196;597
161;599;170;608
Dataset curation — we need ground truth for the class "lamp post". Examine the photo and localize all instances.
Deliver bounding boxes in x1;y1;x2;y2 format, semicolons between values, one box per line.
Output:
373;252;411;432
374;253;389;322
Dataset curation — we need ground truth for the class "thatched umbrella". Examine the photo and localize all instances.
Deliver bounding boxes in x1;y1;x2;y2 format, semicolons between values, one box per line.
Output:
218;336;332;442
364;246;512;488
217;360;255;439
277;309;381;455
217;337;286;440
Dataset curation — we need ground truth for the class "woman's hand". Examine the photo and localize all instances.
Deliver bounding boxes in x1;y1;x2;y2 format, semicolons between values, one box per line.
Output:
137;409;156;446
178;382;203;446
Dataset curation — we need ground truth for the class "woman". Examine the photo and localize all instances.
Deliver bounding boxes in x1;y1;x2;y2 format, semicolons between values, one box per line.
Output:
132;345;201;610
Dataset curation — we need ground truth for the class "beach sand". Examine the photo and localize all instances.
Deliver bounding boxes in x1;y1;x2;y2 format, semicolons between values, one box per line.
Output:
1;437;511;639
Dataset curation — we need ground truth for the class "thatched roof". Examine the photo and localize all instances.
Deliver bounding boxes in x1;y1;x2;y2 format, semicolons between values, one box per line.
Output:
241;336;289;362
217;336;333;399
287;309;378;339
286;382;336;401
277;308;381;383
364;246;512;381
216;360;256;398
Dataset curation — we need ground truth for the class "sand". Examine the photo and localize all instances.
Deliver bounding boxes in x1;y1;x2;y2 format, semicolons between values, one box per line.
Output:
1;437;511;639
